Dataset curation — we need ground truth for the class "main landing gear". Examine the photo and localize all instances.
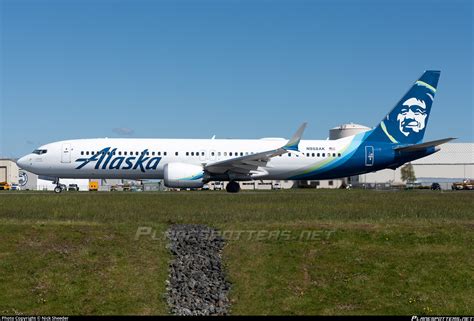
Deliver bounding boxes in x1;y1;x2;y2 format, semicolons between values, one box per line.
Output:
226;181;241;193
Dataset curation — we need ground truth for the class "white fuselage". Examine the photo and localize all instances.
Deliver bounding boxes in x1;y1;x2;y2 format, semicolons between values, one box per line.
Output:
17;136;359;181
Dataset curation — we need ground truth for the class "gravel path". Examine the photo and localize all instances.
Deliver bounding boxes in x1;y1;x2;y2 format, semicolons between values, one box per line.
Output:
165;224;231;316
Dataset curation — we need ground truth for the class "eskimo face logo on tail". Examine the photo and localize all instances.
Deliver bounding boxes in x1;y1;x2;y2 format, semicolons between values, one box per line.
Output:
75;147;162;172
397;98;428;137
382;81;436;144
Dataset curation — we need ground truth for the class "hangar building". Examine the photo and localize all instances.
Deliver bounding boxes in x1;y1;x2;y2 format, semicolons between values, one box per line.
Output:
0;159;19;185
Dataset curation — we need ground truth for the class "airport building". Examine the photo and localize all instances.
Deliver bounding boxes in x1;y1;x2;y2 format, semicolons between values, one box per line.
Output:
0;159;19;185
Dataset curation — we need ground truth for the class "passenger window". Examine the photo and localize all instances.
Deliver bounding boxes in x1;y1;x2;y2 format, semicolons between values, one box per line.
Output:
322;153;325;157
191;152;194;156
224;152;227;156
175;152;179;156
338;153;341;157
218;152;221;156
81;151;84;155
164;152;167;156
229;152;233;156
288;153;291;157
186;152;189;156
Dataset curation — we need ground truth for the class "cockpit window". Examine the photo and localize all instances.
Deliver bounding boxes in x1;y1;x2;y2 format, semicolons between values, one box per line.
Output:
32;149;48;155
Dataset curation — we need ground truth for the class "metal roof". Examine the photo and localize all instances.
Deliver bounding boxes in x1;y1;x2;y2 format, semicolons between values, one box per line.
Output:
412;143;474;165
331;123;371;130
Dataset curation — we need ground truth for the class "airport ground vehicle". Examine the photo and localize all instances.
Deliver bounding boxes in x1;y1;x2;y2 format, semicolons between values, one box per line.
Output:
89;181;99;191
0;182;11;190
130;185;142;192
272;181;281;190
10;184;21;190
430;182;441;190
213;182;224;190
68;184;79;191
451;180;474;190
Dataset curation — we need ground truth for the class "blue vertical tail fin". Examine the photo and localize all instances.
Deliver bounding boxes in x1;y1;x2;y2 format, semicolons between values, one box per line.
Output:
367;70;440;145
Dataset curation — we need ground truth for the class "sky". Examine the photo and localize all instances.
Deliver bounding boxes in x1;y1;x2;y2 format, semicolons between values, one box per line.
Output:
0;0;472;158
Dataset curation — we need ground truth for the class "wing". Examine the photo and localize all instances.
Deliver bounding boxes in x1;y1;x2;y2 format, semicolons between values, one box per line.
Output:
394;137;456;152
204;123;307;176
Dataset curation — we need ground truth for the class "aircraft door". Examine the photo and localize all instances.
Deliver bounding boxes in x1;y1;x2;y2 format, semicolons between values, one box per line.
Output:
61;143;72;163
365;146;374;166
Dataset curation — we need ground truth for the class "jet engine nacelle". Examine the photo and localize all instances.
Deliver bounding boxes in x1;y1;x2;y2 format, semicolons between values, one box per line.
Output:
164;162;204;188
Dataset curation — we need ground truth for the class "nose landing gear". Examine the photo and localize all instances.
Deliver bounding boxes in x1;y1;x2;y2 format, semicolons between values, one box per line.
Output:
226;181;241;193
53;178;64;193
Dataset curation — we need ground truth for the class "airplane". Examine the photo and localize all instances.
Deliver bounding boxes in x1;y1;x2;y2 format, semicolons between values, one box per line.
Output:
17;70;454;193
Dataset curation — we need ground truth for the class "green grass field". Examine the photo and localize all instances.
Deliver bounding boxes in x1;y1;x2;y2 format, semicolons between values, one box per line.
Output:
0;190;472;315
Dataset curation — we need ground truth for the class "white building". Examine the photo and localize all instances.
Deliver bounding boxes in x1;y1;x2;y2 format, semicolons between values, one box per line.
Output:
329;123;371;140
0;159;19;184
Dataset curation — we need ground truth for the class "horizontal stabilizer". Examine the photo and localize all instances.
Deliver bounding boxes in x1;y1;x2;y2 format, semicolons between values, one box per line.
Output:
394;137;456;152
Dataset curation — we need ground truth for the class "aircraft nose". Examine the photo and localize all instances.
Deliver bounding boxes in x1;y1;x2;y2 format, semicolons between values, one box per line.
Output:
16;155;30;169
